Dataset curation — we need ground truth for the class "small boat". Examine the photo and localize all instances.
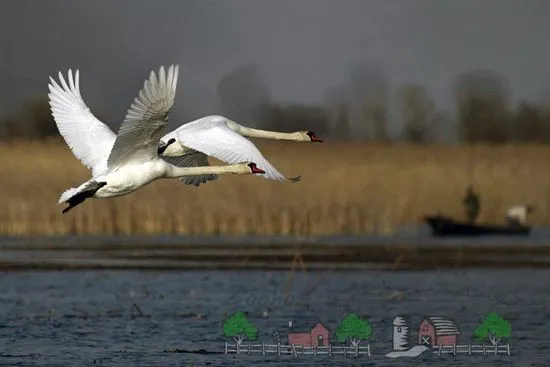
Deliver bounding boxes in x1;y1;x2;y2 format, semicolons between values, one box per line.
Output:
424;214;531;237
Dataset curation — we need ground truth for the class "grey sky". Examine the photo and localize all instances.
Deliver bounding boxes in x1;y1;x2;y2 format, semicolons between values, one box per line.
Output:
2;0;549;128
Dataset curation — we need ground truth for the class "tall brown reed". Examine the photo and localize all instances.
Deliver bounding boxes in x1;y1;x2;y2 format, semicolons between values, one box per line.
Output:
1;138;550;236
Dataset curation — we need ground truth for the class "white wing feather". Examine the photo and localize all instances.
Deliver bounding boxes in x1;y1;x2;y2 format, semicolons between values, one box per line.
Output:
174;122;290;183
48;69;116;176
107;65;179;168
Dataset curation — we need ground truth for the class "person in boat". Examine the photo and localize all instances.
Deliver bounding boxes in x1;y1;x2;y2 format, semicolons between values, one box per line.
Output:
463;185;480;224
505;205;533;227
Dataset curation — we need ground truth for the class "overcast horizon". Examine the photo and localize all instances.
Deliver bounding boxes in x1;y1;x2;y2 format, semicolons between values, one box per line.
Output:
2;0;550;134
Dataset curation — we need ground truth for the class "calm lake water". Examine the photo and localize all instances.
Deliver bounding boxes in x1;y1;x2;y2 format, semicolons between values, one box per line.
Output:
6;223;550;248
1;268;549;366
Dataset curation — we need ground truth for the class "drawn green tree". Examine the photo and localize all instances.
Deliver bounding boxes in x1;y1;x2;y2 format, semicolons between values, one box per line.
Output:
223;311;258;345
474;312;511;345
335;313;373;347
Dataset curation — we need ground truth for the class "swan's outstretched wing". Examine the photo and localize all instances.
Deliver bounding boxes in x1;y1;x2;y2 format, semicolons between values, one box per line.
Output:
161;151;219;186
174;122;299;183
107;64;179;168
48;69;116;176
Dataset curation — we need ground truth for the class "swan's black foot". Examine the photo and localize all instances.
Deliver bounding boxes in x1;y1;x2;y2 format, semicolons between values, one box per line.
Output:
62;181;107;214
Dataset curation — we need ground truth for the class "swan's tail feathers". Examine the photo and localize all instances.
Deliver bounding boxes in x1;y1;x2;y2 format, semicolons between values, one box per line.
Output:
58;187;80;204
287;175;302;183
58;181;107;214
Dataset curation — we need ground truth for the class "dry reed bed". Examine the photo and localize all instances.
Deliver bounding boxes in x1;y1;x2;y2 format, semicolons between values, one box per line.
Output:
1;139;550;236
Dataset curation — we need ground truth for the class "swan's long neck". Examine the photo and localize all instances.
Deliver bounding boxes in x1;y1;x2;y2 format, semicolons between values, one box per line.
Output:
226;120;302;141
163;163;247;178
239;127;302;140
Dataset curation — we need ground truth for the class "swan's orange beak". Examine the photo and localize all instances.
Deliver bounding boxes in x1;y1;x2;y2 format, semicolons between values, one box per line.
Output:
307;131;323;142
248;163;265;174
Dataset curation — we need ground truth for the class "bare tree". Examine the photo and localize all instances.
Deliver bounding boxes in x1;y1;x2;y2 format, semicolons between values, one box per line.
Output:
510;101;550;143
0;94;112;140
397;83;436;144
263;103;330;136
0;96;57;139
453;71;511;143
349;64;390;142
322;83;351;139
217;64;271;126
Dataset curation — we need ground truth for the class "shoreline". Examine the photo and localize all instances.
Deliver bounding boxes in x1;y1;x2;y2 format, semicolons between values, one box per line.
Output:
2;235;550;271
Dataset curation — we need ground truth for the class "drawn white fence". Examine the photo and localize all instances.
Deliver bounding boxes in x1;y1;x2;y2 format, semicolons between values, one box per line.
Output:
224;342;371;357
432;344;511;356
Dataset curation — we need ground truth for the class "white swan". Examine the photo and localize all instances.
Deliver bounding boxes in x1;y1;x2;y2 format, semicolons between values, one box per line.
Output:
159;115;323;186
49;67;323;188
48;65;265;213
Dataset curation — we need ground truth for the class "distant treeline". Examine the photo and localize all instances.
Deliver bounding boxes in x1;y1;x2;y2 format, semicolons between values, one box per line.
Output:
2;67;550;144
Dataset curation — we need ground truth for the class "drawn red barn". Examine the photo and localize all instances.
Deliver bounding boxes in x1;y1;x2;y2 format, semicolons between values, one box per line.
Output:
418;317;460;346
288;322;330;347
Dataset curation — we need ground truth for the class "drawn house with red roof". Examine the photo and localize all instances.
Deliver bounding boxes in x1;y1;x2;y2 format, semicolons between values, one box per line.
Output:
418;317;460;346
287;320;330;347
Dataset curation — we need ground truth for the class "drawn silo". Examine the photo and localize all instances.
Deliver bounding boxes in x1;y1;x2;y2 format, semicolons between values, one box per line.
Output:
392;316;409;351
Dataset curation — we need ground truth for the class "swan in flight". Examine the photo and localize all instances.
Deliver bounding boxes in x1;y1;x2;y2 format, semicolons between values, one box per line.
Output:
48;68;323;188
48;65;265;213
159;115;323;187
